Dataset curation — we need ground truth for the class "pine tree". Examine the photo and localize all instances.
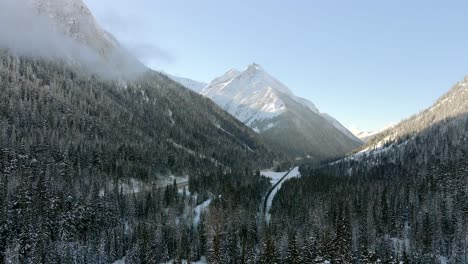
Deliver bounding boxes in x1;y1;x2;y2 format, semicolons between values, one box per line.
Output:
258;230;278;264
360;246;379;264
284;234;302;264
207;233;222;264
332;204;352;263
0;168;9;263
302;236;318;263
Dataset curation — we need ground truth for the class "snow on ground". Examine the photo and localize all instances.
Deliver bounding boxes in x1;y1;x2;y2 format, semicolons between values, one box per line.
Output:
99;178;152;197
164;256;207;264
158;175;189;189
115;255;208;264
265;167;301;222
331;136;415;172
193;199;211;226
168;139;225;167
261;169;290;185
98;175;189;197
178;187;190;196
253;122;277;133
112;257;126;264
438;256;448;264
389;236;410;255
117;178;145;194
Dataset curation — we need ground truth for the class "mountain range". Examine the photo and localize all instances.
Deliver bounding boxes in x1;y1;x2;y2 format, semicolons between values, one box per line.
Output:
24;0;363;161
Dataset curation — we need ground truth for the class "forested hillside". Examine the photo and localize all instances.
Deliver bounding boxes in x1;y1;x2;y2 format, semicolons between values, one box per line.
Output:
270;113;468;263
362;76;468;153
0;49;283;262
1;46;466;263
0;50;278;174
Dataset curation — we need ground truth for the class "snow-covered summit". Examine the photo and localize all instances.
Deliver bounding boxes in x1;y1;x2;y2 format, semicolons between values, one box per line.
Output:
172;64;363;158
201;63;352;135
201;63;321;126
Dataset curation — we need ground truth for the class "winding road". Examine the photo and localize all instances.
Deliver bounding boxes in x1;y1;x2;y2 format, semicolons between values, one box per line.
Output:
261;167;298;220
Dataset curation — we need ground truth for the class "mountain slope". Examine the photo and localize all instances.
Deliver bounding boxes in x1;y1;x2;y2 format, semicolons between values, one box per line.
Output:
166;74;207;92
31;0;144;72
201;64;306;126
322;113;361;142
0;49;279;176
0;0;144;78
0;0;281;173
270;75;468;264
360;76;468;153
30;0;120;57
200;64;362;160
274;98;468;264
350;128;383;142
0;2;284;262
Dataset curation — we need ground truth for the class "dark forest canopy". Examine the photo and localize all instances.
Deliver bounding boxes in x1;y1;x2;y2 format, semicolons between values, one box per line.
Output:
0;49;279;263
0;48;466;263
271;114;468;263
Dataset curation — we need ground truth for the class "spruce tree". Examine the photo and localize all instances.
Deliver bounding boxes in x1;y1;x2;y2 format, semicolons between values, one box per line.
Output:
258;230;278;264
284;234;302;264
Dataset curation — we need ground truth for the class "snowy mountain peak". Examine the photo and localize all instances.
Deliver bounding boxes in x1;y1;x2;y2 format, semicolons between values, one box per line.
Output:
246;63;263;72
226;68;241;75
173;64;362;157
201;64;298;126
206;68;241;88
200;64;359;144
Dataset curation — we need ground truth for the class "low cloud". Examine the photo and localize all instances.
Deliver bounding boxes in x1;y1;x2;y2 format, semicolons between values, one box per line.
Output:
84;2;175;67
0;0;146;79
125;42;174;64
0;1;92;59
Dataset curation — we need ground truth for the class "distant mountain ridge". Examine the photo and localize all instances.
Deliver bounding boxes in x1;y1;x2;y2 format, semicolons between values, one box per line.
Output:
350;128;382;142
166;74;207;93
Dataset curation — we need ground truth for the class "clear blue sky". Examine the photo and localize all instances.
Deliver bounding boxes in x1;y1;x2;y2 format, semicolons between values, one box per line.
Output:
85;0;468;132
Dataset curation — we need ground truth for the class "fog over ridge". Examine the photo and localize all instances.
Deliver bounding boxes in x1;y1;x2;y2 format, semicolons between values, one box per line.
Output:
0;0;146;79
